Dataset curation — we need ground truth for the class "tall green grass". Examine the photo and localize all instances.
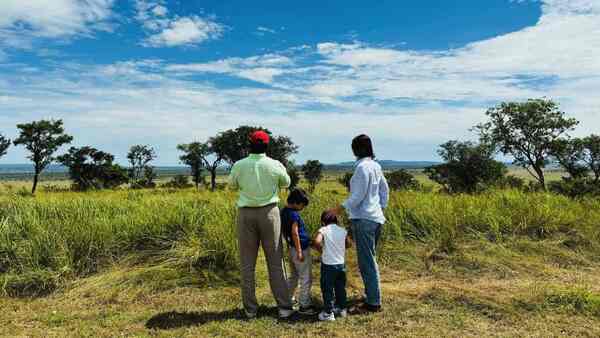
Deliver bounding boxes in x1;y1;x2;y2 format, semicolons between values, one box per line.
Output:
1;182;600;296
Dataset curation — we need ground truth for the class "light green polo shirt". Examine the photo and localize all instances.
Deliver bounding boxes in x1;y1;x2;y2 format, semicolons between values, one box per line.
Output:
228;153;291;208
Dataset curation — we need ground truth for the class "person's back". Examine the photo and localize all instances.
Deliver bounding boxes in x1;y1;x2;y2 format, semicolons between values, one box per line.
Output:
230;154;289;207
314;211;351;321
319;223;347;266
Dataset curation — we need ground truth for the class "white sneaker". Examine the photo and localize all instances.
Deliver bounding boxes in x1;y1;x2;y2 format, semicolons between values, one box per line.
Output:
318;311;335;321
333;307;347;318
279;308;295;319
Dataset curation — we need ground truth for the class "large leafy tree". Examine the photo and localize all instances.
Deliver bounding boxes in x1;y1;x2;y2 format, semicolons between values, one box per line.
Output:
210;126;298;166
13;119;73;194
177;142;210;190
0;134;10;159
302;160;323;192
57;146;128;190
476;99;579;189
127;145;156;188
424;140;507;193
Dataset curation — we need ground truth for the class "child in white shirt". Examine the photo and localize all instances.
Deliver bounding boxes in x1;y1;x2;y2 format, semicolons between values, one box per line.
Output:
312;210;353;321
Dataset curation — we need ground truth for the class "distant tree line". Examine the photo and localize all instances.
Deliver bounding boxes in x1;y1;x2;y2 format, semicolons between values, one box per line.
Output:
0;98;598;197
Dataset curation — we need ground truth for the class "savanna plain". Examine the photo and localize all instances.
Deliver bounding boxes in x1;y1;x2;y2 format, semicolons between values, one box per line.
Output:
2;173;600;337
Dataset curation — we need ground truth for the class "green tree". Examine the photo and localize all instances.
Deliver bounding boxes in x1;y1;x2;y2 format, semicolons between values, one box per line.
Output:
57;146;128;190
13;119;73;194
302;160;323;192
210;126;298;166
424;140;507;193
127;145;156;188
476;99;579;189
286;161;301;190
385;169;421;191
177;142;209;190
0;134;10;159
582;135;600;183
549;138;588;179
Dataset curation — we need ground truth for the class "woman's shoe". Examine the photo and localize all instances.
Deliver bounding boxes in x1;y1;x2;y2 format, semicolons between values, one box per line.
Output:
350;303;381;315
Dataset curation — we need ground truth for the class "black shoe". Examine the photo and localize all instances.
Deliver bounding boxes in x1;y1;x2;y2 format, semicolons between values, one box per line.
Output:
350;303;382;315
298;306;318;315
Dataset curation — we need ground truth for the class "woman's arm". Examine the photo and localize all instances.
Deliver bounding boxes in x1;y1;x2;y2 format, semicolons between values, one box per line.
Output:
379;173;389;209
334;166;368;214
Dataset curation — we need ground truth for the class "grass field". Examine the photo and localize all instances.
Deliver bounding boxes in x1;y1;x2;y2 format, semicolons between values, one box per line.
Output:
2;174;600;337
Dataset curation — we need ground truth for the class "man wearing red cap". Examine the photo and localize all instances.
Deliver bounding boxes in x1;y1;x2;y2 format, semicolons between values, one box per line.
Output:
229;130;294;319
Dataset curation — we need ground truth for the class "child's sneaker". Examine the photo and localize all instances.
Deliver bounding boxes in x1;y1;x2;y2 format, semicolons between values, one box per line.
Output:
333;307;347;318
298;306;318;315
318;311;335;321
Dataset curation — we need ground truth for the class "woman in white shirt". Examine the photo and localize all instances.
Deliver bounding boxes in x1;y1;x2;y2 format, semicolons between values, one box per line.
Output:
334;134;389;314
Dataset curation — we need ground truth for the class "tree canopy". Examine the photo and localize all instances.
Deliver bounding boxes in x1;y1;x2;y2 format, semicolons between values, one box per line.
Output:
13;119;73;194
476;99;578;189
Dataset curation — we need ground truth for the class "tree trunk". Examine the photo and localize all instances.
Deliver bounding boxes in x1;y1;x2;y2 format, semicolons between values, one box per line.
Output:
32;172;39;195
534;166;546;190
210;168;217;192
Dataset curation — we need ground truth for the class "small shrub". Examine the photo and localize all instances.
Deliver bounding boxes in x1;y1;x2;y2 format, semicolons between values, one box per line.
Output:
385;169;421;191
162;175;193;189
494;175;525;190
549;178;600;198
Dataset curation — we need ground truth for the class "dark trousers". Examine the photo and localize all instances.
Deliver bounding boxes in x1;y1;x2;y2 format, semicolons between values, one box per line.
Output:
320;263;347;313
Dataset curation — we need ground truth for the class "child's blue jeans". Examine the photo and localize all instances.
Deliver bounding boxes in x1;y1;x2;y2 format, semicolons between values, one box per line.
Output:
320;263;347;313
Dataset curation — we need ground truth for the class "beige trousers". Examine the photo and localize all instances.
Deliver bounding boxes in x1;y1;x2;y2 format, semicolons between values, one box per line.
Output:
237;204;292;313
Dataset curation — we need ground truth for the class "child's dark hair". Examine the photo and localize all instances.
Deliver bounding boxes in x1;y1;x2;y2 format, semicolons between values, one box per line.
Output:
287;188;309;206
351;134;375;159
321;210;338;225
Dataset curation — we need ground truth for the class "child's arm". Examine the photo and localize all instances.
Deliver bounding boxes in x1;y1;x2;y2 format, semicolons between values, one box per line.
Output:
312;231;324;253
291;222;304;262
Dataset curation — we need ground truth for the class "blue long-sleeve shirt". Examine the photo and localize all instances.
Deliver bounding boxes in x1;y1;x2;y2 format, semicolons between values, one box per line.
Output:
342;157;389;224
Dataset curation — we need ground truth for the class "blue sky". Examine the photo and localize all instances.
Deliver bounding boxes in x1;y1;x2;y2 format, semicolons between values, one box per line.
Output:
0;0;599;165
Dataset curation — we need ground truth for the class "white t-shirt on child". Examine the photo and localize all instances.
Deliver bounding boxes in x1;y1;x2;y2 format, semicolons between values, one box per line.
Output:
318;224;347;265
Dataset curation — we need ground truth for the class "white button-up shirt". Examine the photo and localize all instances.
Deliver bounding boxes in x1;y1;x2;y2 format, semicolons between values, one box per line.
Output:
342;157;389;224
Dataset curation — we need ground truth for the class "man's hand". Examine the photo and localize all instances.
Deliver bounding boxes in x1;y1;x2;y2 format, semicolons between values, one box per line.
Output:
296;250;304;262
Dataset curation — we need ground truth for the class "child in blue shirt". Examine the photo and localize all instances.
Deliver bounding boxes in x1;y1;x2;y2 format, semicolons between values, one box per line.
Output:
281;188;317;315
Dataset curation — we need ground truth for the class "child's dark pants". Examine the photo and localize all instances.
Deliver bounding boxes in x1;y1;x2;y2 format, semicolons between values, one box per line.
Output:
320;263;347;313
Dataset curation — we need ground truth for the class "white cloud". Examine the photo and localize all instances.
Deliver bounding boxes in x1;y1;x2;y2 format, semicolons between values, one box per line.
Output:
255;26;277;36
0;0;115;49
166;54;293;84
135;1;223;47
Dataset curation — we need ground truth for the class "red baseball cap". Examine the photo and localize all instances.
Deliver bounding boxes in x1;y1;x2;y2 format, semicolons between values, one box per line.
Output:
250;130;270;144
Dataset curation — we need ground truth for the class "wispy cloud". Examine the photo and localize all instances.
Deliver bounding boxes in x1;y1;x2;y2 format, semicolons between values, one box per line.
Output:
135;0;224;47
255;26;277;36
0;0;116;50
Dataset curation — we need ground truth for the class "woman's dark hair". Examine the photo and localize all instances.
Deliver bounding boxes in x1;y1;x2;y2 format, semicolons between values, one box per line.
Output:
249;141;268;154
287;188;309;206
351;134;375;159
321;210;338;225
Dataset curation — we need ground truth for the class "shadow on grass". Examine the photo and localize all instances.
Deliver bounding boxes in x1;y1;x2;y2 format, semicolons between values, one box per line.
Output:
146;305;322;330
146;296;365;330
